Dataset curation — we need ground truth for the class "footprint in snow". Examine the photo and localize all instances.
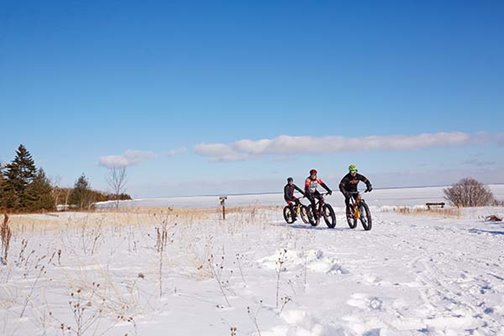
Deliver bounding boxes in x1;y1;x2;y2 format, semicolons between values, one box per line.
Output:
369;297;383;311
257;249;350;275
347;293;384;312
261;310;347;336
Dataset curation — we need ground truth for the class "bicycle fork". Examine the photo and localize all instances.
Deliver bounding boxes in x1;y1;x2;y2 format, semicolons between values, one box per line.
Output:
353;204;360;220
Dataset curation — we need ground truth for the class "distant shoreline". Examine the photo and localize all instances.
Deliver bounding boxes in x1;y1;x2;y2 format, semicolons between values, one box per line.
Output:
123;183;504;200
96;184;504;209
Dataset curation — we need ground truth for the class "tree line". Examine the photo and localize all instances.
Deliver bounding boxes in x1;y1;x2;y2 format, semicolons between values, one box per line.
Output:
0;144;131;212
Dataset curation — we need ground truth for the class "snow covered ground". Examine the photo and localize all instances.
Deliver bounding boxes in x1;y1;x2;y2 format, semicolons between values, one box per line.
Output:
1;187;503;336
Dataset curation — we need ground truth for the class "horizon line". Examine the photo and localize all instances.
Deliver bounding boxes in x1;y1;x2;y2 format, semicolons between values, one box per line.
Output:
119;182;504;200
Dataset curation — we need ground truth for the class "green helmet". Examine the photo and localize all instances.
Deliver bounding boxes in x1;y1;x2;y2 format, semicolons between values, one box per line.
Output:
348;164;358;172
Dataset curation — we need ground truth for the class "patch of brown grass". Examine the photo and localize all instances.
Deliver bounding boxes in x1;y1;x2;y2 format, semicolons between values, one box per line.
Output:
6;206;281;233
391;207;461;217
224;205;281;214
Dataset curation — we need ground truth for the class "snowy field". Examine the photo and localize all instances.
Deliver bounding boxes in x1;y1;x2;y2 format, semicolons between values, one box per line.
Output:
1;186;503;336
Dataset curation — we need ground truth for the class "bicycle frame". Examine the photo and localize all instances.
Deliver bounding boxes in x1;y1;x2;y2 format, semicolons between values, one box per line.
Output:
346;190;372;231
283;196;311;225
294;197;306;215
310;193;328;217
348;192;362;219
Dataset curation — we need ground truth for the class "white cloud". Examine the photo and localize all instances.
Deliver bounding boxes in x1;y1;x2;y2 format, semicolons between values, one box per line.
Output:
193;143;254;161
194;132;502;161
99;148;185;168
99;150;158;168
166;147;187;157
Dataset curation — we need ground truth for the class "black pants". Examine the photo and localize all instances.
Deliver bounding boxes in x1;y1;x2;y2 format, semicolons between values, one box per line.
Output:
344;193;358;215
306;191;322;217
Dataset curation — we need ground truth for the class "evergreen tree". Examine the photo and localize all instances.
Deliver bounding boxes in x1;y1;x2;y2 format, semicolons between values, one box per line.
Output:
0;163;5;187
0;164;5;206
1;145;37;210
2;162;21;209
25;169;55;211
69;174;94;209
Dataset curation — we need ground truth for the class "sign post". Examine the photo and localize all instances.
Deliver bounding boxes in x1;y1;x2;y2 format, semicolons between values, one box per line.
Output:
219;196;227;220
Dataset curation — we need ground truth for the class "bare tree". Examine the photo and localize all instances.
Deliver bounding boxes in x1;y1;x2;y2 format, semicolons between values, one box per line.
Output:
107;166;127;209
444;177;495;207
51;175;63;209
50;176;72;211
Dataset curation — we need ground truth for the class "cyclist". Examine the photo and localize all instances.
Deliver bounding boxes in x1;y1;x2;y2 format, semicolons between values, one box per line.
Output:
305;169;332;218
339;164;373;218
284;177;306;219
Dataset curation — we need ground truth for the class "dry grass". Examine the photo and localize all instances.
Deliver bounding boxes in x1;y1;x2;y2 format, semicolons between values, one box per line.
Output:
224;205;281;214
386;206;461;218
5;206;280;234
1;205;281;336
114;206;215;218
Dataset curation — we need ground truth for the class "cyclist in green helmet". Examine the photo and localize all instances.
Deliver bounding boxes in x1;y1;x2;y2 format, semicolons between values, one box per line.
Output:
339;164;373;217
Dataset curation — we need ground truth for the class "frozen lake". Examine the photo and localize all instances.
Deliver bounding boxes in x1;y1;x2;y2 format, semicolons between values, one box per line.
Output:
97;184;504;209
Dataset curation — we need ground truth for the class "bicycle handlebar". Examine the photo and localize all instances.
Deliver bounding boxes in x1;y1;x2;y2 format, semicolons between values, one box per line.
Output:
347;190;370;195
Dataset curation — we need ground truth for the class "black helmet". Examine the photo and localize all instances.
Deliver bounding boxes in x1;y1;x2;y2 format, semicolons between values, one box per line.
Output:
287;177;293;183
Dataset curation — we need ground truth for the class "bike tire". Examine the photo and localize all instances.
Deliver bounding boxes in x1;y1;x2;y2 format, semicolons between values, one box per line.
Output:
307;206;319;226
346;205;357;229
359;201;372;231
322;203;336;228
300;205;310;224
283;206;295;224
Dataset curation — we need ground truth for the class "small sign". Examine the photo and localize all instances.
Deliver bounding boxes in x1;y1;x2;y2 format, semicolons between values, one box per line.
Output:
219;196;227;219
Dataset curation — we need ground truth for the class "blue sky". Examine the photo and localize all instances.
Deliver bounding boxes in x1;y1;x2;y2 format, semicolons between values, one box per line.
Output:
1;0;503;197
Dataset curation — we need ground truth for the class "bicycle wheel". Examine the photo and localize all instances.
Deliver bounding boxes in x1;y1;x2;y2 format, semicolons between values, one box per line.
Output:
346;205;357;229
359;201;372;231
283;206;295;224
300;205;310;224
322;203;336;228
307;206;319;226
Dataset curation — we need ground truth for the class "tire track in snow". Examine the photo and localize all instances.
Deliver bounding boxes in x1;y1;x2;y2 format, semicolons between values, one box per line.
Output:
325;213;504;335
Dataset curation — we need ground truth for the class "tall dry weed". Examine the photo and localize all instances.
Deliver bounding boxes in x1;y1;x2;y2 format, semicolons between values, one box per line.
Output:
1;212;12;264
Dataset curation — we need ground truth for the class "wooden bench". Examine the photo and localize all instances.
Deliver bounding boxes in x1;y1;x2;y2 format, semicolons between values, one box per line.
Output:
426;202;445;210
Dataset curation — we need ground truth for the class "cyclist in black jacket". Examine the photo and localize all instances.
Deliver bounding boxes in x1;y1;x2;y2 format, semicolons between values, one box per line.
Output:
339;164;373;217
284;177;306;219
